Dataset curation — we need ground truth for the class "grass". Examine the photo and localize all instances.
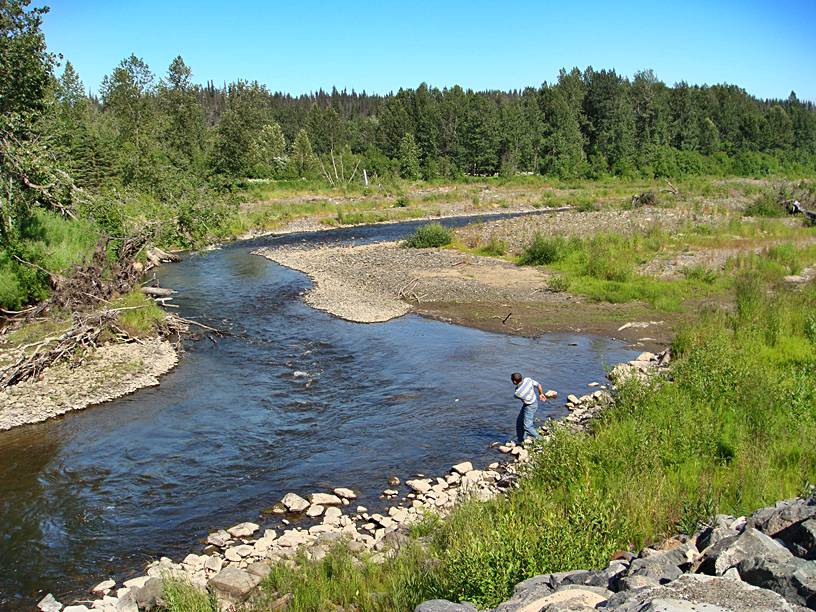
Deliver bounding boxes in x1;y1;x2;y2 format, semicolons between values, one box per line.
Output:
162;577;217;612
404;223;453;248
111;290;167;338
250;275;816;611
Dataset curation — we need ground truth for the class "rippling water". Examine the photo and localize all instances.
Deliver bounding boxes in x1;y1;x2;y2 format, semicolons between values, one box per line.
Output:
0;215;639;608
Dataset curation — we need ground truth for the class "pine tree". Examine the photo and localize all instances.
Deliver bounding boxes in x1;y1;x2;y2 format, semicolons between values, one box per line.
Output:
399;132;420;179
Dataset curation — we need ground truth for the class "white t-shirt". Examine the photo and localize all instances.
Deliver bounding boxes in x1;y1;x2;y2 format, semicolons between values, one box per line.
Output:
514;377;539;405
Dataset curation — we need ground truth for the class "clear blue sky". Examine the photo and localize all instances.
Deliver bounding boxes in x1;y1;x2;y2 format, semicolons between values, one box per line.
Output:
40;0;816;101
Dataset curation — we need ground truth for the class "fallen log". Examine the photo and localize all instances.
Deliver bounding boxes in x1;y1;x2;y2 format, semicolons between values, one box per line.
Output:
140;286;175;298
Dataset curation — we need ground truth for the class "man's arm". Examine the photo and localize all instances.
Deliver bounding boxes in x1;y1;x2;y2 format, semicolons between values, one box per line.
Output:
537;382;546;402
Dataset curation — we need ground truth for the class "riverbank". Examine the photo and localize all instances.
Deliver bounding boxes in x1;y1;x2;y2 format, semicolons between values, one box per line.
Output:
0;337;177;431
36;348;663;612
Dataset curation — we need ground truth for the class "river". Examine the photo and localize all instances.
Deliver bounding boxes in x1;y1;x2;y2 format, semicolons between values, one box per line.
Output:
0;214;640;608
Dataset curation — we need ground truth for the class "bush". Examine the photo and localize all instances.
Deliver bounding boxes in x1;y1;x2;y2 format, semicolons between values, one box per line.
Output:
403;223;453;248
518;234;565;266
744;193;786;217
547;274;569;292
478;237;507;257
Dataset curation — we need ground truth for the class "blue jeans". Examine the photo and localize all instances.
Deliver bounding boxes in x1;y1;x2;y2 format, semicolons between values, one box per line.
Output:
516;401;540;444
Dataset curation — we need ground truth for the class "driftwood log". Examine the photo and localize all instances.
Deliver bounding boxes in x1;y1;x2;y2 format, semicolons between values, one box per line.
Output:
0;309;134;390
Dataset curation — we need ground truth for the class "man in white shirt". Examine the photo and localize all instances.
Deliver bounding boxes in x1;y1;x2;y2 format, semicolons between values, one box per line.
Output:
511;372;546;444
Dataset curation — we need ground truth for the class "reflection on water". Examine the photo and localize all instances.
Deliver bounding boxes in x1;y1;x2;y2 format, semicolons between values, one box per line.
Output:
0;217;639;608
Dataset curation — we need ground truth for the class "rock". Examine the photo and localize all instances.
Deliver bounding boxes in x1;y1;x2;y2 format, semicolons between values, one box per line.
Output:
224;544;254;561
414;600;477;611
511;586;609;612
567;394;580;404
747;497;816;538
227;521;259;538
123;575;150;590
62;607;91;612
37;593;63;612
632;599;728;611
356;505;368;513
388;475;401;486
246;561;272;579
281;492;309;512
636;351;657;362
209;566;263;603
778;517;816;559
626;543;697;584
544;389;558;398
698;528;792;575
204;555;224;573
695;525;738;552
92;579;116;593
406;478;432;494
451;461;473;475
493;574;554;611
306;504;325;517
114;592;138;612
383;488;399;496
607;573;805;612
267;593;293;611
617;574;661;591
333;487;357;499
309;492;343;505
293;370;308;378
736;555;816;607
132;577;164;610
323;506;343;524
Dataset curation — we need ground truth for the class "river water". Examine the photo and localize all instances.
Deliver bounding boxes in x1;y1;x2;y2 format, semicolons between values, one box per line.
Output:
0;214;639;608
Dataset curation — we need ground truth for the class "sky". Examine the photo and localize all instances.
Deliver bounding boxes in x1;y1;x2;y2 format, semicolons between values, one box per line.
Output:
40;0;816;101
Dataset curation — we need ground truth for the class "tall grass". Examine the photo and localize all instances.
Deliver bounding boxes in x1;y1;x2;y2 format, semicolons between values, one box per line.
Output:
256;277;816;610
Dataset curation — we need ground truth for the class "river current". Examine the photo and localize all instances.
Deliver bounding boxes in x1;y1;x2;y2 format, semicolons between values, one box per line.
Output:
0;214;640;608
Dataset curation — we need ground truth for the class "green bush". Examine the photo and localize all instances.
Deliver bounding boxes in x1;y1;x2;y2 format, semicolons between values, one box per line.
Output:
478;237;507;257
744;193;787;217
518;234;565;265
404;223;453;248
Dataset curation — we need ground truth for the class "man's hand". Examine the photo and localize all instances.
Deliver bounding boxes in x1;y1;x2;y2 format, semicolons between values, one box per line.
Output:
539;392;547;402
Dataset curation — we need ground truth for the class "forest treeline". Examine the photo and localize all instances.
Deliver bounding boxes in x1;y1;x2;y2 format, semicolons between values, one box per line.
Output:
1;0;816;310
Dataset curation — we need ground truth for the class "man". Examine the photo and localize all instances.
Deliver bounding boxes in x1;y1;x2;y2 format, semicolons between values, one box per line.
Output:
511;372;546;444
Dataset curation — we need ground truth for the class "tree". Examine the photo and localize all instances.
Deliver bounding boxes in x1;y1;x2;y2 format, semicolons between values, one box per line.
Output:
399;132;420;179
158;56;206;167
100;54;156;147
290;128;317;178
0;0;54;115
250;122;287;176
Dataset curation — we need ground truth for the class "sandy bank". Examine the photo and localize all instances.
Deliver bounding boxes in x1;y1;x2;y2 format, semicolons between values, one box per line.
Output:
0;338;178;431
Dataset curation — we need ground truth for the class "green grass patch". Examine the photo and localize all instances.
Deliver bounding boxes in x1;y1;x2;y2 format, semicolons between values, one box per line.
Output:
112;290;167;338
162;576;216;612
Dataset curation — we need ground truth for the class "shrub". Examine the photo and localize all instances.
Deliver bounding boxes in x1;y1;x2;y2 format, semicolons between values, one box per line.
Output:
547;274;569;292
404;223;453;248
478;237;507;257
395;196;410;208
744;193;786;217
583;236;633;282
518;234;565;266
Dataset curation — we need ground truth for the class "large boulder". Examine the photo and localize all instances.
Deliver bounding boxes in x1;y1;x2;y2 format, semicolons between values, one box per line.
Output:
493;575;554;611
131;577;164;610
504;585;609;612
414;600;477;612
736;555;816;608
697;528;792;575
208;566;263;603
626;543;697;584
606;574;806;612
777;518;816;560
746;498;816;538
309;492;343;506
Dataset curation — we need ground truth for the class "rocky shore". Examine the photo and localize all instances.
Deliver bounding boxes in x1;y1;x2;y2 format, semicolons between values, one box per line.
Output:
36;351;671;612
0;338;178;431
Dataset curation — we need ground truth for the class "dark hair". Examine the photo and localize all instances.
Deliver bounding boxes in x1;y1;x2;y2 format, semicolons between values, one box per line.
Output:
511;372;522;383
